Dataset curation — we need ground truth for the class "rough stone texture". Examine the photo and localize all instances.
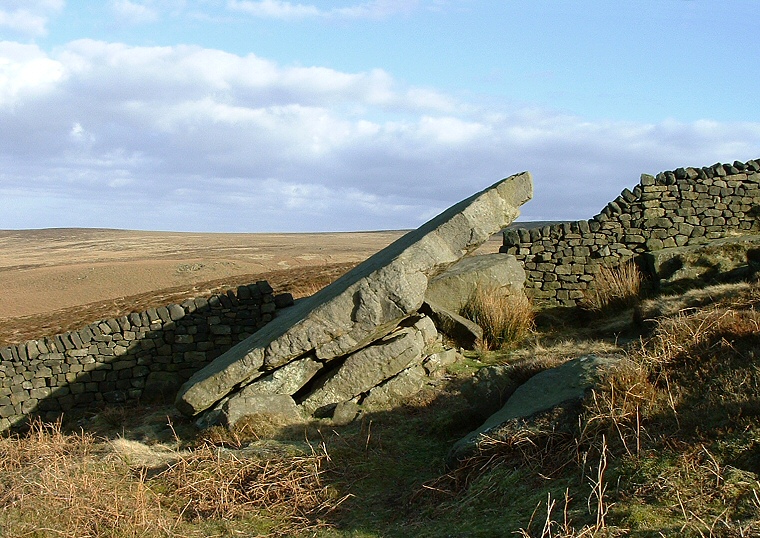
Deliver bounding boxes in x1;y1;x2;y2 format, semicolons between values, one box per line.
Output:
0;281;279;432
459;364;524;422
449;354;621;463
198;356;324;429
177;172;533;417
330;401;363;425
299;316;437;415
422;348;462;378
425;253;525;314
642;235;760;286
362;364;429;409
237;355;323;397
422;301;483;350
221;394;303;429
501;158;760;306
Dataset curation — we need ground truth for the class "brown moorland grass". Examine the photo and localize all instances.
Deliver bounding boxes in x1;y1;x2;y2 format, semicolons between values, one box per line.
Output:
418;280;760;536
460;287;535;351
579;260;642;313
0;262;356;347
0;419;347;538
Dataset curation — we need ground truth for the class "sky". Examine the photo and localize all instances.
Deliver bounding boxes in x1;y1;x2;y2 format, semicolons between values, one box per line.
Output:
1;0;759;233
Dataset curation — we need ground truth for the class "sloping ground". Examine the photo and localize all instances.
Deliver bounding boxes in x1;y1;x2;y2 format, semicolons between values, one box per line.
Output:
0;228;410;318
0;228;503;346
3;276;760;535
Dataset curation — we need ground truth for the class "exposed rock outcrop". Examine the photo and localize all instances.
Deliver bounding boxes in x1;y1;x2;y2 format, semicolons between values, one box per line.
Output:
642;235;760;287
175;172;533;426
448;354;621;465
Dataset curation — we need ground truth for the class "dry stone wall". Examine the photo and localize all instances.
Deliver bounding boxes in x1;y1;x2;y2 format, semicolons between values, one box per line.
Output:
500;159;760;306
0;281;289;431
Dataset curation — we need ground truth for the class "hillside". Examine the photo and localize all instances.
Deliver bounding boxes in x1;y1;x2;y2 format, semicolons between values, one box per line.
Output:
2;261;760;536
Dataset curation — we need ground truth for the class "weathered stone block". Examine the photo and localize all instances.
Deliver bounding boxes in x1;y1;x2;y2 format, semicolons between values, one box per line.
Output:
177;173;532;417
424;254;525;314
299;317;435;415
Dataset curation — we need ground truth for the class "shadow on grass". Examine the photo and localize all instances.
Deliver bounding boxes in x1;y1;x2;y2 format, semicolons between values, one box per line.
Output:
53;369;550;537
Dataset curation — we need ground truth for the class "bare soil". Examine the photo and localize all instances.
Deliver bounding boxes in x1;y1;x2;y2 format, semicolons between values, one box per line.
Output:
0;228;502;346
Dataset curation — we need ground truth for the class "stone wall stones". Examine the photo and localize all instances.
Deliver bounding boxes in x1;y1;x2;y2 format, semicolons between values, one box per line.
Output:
501;159;760;306
0;281;288;431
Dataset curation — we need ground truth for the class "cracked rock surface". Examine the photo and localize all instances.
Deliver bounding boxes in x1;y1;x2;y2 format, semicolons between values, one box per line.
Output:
175;172;532;422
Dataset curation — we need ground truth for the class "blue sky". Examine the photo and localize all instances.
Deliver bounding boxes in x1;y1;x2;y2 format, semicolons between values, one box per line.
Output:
1;1;759;232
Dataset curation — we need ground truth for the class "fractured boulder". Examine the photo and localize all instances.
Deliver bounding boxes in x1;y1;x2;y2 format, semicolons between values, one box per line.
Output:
425;253;525;314
176;172;532;420
299;316;437;415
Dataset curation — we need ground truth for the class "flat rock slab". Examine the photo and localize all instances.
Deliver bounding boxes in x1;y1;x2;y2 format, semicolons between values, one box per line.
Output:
176;172;532;416
425;253;525;314
643;235;760;286
449;354;621;463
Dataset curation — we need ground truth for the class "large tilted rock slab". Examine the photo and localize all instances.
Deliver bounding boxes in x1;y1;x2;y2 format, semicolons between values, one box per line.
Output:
176;172;533;416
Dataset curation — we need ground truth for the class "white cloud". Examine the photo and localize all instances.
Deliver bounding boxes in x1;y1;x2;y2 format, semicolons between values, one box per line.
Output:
110;0;160;24
226;0;320;18
332;0;420;19
1;39;759;232
227;0;422;20
0;0;64;37
0;42;66;106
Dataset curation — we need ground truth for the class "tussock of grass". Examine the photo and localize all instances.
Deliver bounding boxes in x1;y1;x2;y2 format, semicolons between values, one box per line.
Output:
0;420;172;537
580;260;642;313
158;442;346;527
0;419;345;538
461;287;535;351
418;281;760;536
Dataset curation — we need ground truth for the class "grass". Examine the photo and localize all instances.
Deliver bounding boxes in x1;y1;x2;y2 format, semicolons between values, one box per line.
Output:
460;286;535;351
521;281;760;535
0;418;346;538
580;260;642;314
0;261;354;347
4;268;760;536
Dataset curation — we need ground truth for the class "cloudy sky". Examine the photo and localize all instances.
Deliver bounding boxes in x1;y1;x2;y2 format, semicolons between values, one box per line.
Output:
1;1;759;232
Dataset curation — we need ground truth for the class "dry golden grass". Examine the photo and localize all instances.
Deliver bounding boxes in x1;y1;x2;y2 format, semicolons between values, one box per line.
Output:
0;419;172;537
0;419;347;538
460;287;535;351
157;442;347;530
580;260;642;313
426;280;760;536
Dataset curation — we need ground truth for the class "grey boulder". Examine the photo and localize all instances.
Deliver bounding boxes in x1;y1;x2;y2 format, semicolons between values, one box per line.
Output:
643;235;760;287
299;316;437;415
425;253;525;314
176;172;533;417
449;354;621;464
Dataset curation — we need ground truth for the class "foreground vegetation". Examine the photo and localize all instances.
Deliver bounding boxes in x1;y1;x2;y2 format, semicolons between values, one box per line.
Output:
3;273;760;536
